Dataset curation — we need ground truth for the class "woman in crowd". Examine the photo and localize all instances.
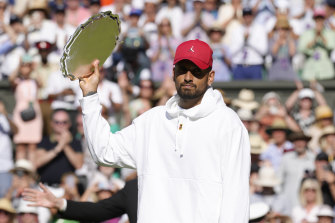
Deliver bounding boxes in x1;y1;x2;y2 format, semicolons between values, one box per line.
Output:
291;178;323;223
9;54;42;162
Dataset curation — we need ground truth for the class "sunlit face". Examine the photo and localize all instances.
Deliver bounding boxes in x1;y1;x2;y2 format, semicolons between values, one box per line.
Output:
173;60;214;100
272;130;286;144
299;97;313;109
51;111;71;134
18;213;38;223
0;210;11;223
19;63;33;79
304;187;317;203
293;139;307;154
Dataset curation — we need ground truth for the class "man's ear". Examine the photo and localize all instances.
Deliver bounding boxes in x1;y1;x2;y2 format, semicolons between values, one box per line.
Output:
208;70;215;86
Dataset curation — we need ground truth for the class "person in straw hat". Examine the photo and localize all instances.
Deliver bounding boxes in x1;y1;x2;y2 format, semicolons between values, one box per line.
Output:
251;166;285;214
260;117;294;171
232;89;259;112
0;198;16;223
268;15;298;81
308;105;334;152
277;131;315;216
249;134;268;165
319;125;335;157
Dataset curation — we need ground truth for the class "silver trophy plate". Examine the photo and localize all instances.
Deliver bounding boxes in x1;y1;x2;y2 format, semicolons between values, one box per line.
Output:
60;11;121;80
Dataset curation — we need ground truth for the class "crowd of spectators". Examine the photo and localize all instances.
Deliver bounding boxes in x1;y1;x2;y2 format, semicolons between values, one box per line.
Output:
0;0;335;222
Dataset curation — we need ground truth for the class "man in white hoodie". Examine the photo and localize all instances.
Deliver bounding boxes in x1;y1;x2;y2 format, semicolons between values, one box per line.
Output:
78;39;251;222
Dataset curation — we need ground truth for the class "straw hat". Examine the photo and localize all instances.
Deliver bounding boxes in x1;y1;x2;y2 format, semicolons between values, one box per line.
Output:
250;134;267;155
289;131;312;142
0;198;16;214
265;118;291;135
232;89;259;111
254;166;280;187
275;16;290;30
320;125;335;139
315;105;333;121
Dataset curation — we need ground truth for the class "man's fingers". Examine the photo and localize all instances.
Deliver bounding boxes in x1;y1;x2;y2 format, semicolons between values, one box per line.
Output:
92;59;100;71
39;182;49;193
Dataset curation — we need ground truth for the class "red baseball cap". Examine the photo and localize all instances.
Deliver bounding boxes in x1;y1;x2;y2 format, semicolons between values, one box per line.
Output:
173;39;213;70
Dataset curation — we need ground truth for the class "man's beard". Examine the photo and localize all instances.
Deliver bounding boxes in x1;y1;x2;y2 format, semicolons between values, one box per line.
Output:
176;84;207;100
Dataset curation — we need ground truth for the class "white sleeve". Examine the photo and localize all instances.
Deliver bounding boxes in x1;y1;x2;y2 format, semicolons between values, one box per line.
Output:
80;93;136;169
219;124;250;223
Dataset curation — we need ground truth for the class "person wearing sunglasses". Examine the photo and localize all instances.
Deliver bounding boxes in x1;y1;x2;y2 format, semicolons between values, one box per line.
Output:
34;109;83;188
74;39;250;222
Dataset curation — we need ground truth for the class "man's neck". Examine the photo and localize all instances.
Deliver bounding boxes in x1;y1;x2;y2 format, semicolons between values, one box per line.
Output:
178;95;205;109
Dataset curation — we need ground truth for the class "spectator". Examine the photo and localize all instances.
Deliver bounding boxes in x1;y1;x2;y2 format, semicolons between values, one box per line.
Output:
138;0;159;43
215;0;243;45
298;7;335;81
308;105;334;152
256;91;300;132
0;14;27;80
207;25;232;82
251;165;284;213
120;8;151;84
291;178;323;223
35;109;83;186
260;117;294;171
25;1;57;47
155;0;183;38
249;134;268;165
313;152;335;208
180;0;215;42
268;15;298;81
319;125;335;164
249;202;270;223
149;18;181;82
290;0;315;35
0;198;16;223
230;7;268;80
0;0;10;25
316;205;334;223
9;54;43;162
277;131;315;216
0;99;17;197
286;82;327;134
52;4;76;56
231;88;259;112
65;0;91;27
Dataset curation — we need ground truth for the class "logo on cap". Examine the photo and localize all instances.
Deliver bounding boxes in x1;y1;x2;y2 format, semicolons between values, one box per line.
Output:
188;46;195;53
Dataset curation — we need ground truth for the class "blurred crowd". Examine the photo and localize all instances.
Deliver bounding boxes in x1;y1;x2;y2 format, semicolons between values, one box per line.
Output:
0;0;335;223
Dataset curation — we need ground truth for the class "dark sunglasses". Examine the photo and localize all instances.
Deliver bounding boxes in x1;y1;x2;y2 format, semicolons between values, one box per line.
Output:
174;65;210;78
53;120;69;125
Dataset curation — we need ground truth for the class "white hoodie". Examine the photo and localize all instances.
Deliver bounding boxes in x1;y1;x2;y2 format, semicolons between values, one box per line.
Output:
80;87;250;223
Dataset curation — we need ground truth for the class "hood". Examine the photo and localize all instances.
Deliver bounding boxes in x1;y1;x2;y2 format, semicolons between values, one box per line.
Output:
165;87;226;120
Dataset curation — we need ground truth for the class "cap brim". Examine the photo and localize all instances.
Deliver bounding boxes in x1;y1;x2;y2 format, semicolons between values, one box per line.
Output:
174;57;209;70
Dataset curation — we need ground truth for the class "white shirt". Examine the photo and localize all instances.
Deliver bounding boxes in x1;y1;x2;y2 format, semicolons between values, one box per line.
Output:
230;22;268;65
80;88;250;223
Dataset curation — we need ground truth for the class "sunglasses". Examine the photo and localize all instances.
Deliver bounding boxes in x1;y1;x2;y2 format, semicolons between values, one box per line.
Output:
53;120;69;125
174;65;209;78
304;188;316;192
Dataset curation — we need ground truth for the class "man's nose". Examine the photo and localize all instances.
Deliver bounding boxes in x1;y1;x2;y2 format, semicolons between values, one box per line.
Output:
184;71;193;82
